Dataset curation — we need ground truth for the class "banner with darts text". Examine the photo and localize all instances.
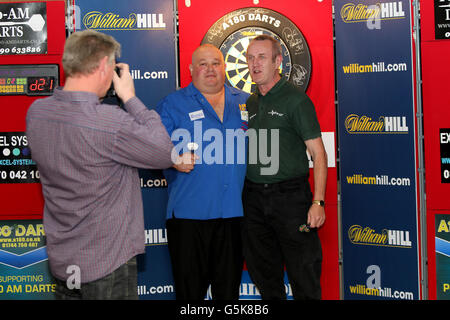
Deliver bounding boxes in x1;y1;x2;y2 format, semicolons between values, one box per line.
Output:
0;220;54;300
75;0;177;299
335;0;420;299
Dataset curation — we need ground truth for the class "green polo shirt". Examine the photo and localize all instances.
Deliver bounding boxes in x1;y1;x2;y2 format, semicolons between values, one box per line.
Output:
246;77;321;183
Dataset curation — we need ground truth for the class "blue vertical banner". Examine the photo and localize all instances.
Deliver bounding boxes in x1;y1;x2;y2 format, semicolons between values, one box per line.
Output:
75;0;176;299
335;1;420;299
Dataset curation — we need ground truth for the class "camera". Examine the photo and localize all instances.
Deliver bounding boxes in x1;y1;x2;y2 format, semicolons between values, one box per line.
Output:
103;65;123;107
115;65;121;77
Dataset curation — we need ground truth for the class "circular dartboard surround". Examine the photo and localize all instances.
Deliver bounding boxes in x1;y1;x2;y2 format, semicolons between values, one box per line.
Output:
201;7;311;94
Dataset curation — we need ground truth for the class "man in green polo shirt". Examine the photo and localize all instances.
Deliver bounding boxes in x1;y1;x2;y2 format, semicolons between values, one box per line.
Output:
243;34;328;300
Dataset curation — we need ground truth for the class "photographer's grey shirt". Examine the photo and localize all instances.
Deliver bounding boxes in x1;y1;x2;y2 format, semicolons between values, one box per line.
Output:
26;88;174;283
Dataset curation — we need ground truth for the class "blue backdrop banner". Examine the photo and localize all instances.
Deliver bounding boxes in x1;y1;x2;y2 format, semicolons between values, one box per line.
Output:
335;0;420;299
76;0;176;299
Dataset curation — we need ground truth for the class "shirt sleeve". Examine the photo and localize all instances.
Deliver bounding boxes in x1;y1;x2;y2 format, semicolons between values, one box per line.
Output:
291;93;322;141
111;96;175;169
155;96;177;136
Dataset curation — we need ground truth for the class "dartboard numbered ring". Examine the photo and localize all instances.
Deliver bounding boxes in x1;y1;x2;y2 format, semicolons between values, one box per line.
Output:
201;7;311;94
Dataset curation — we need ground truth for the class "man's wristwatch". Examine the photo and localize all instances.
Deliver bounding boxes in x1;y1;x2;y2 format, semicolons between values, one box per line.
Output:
312;200;325;207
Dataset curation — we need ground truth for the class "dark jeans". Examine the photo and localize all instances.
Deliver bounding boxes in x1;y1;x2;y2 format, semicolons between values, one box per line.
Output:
242;177;322;300
166;217;243;300
54;257;138;300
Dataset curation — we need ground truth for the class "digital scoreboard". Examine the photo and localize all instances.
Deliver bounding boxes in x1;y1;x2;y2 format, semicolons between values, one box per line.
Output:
0;64;58;96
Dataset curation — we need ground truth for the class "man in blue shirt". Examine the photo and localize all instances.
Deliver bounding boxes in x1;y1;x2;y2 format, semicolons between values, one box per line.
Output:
156;44;249;299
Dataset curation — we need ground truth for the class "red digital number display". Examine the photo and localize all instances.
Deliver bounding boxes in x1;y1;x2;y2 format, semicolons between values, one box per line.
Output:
27;76;56;94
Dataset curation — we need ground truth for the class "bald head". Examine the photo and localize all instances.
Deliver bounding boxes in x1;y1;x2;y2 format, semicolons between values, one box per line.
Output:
191;44;224;64
189;44;226;94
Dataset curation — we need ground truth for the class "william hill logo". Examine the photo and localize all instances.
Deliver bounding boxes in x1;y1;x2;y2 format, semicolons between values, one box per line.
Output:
348;225;412;248
83;11;166;30
345;114;408;134
340;1;406;23
144;228;167;245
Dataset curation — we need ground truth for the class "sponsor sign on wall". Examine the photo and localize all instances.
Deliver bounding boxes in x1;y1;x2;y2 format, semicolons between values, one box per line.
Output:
0;220;55;300
0;2;47;55
335;0;420;299
435;0;450;39
436;214;450;299
441;128;450;183
0;132;38;184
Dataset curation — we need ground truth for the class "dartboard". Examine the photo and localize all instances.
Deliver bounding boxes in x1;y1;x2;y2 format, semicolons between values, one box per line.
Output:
201;7;311;94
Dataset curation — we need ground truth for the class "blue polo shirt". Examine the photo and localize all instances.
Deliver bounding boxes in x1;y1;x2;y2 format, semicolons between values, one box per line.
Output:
156;83;249;220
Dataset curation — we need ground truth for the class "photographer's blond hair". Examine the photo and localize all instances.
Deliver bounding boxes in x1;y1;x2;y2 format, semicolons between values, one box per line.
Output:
62;30;121;77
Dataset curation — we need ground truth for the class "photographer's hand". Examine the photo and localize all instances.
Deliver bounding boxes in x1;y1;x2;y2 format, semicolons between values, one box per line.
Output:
112;63;136;103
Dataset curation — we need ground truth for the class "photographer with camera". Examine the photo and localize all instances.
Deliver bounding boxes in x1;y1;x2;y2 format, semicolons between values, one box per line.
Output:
26;30;178;299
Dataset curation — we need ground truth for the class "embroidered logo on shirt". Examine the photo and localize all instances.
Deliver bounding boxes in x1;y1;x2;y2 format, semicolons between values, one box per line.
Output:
268;110;284;117
189;110;205;121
